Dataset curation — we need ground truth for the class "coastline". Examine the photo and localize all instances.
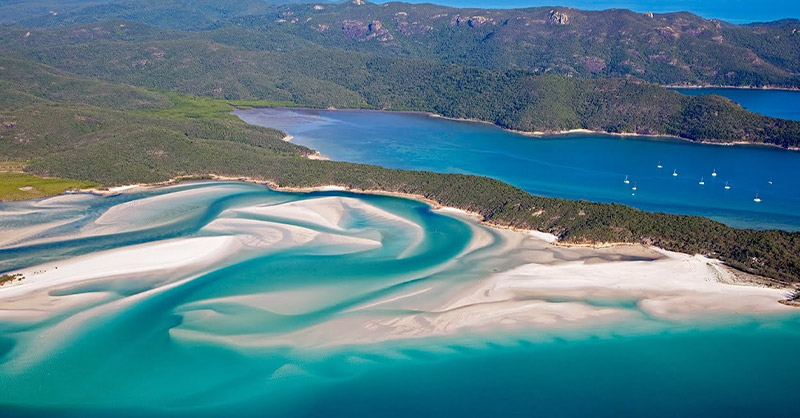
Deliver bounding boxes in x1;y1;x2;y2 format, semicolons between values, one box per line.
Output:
427;112;800;151
1;181;795;351
663;84;800;92
238;107;800;152
64;176;797;300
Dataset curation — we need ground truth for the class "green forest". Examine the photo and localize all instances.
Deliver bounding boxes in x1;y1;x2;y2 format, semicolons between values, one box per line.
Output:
2;14;800;147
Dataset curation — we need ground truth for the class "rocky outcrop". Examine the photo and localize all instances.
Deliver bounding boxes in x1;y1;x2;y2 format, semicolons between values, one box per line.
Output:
656;26;680;40
467;16;489;28
450;14;495;28
342;20;368;38
394;12;433;35
342;19;393;41
582;56;606;72
548;10;569;25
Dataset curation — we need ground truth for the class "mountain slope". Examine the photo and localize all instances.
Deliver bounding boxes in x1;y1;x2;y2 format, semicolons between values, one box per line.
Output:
6;0;799;87
3;21;800;147
225;2;800;87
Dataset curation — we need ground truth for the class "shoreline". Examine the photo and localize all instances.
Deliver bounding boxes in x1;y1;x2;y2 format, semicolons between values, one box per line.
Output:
427;113;800;151
1;182;795;350
663;84;800;92
66;176;798;299
237;107;800;152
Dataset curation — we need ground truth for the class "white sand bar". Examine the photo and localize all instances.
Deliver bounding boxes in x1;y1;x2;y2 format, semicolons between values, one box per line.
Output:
1;191;794;350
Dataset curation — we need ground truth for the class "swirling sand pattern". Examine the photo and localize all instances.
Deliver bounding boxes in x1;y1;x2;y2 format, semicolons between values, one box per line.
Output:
0;182;795;417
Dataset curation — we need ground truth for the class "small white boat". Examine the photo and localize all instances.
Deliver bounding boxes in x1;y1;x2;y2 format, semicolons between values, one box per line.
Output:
623;175;630;184
724;181;730;190
768;179;774;185
711;169;717;177
632;182;637;191
698;177;705;185
672;169;678;177
754;194;762;203
657;161;663;169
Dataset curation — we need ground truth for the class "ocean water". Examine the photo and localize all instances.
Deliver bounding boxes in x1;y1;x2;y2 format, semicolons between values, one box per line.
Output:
674;88;800;121
236;107;800;231
373;0;800;23
1;182;798;417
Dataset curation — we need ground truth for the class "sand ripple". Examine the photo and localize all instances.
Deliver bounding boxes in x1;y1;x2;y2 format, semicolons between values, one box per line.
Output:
0;182;793;409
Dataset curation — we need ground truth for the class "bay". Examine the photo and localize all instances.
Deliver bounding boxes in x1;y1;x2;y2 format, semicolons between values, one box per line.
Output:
236;107;800;231
1;182;797;417
674;88;800;121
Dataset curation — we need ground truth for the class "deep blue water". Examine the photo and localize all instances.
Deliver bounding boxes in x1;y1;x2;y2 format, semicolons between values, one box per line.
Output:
236;107;800;231
674;88;800;121
374;0;800;23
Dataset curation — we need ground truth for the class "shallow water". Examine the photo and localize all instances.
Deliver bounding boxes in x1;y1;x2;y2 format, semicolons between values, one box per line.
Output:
0;182;798;417
236;108;800;231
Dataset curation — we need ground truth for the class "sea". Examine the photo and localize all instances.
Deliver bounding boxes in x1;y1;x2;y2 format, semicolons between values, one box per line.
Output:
235;89;800;232
1;182;798;417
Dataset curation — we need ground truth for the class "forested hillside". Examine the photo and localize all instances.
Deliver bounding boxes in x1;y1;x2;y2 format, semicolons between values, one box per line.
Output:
3;21;800;147
4;0;799;87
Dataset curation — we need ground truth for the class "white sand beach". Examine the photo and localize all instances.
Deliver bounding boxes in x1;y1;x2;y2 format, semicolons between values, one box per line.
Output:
1;189;793;351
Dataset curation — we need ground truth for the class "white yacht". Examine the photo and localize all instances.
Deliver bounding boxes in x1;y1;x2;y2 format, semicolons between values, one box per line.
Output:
754;194;762;203
724;182;730;190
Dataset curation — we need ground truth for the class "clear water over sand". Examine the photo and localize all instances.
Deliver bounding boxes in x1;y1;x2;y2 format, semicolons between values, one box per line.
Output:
0;182;797;417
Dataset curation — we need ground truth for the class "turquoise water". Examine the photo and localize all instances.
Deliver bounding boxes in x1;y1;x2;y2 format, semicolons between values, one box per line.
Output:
1;182;798;417
236;108;800;231
374;1;800;23
674;88;800;121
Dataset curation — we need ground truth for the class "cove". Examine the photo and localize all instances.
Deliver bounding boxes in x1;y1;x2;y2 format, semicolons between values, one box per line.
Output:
235;108;800;231
673;88;800;121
